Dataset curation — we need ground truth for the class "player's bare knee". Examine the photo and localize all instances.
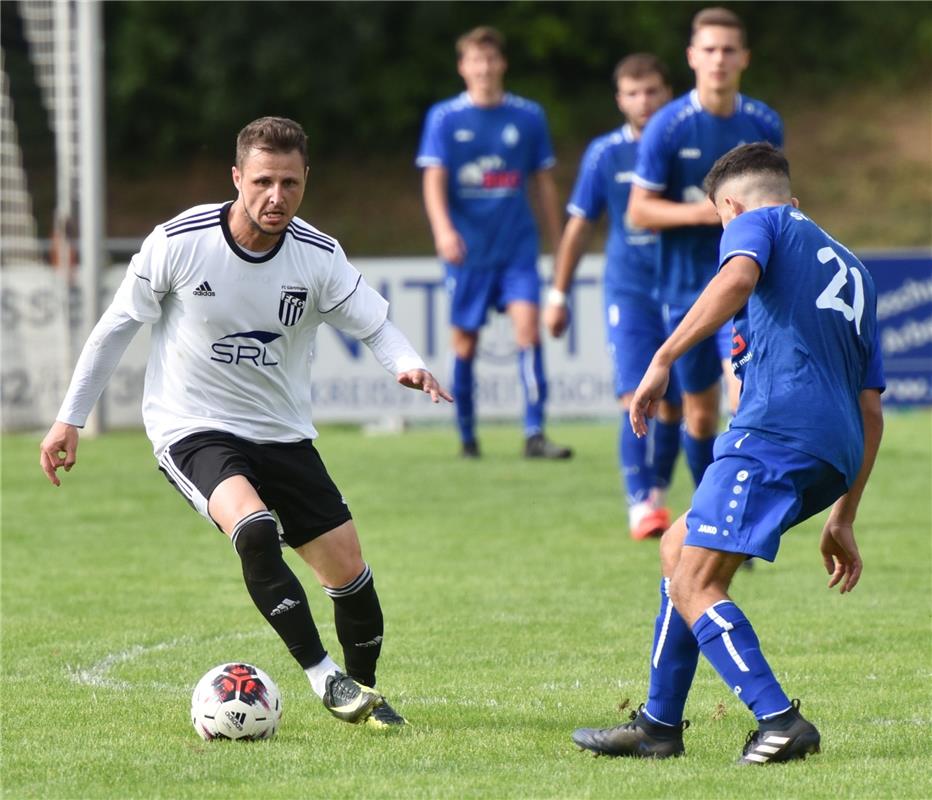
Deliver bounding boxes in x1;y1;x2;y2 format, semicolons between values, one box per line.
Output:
659;536;681;577
666;574;689;614
451;328;478;360
515;330;540;349
657;400;682;424
684;409;718;439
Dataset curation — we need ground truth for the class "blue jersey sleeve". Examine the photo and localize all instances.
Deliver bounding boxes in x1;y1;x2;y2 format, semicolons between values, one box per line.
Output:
762;106;784;148
718;210;775;275
566;140;605;220
633;111;672;192
416;105;447;168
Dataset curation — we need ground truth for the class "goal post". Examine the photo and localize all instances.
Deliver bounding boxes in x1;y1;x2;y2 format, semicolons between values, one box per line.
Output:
1;0;106;434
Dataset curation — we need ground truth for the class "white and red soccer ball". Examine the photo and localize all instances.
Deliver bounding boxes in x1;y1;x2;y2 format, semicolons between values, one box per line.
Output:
191;662;282;741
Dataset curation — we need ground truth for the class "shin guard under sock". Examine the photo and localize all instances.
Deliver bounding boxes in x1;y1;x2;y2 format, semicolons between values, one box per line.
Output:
324;564;383;688
233;511;325;669
644;578;699;725
692;600;791;720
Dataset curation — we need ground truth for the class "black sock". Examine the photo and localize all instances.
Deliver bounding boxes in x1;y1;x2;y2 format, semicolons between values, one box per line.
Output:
233;511;326;669
324;564;383;687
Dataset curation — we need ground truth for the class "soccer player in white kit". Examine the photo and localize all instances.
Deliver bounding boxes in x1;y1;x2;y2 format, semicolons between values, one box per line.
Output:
39;117;452;729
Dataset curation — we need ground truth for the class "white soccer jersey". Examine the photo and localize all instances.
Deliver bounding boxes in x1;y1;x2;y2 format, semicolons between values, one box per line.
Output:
105;202;390;455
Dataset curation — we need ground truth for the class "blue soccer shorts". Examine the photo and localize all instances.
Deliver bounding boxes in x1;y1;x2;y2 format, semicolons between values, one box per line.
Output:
662;303;723;393
684;428;848;562
605;289;681;401
445;254;540;332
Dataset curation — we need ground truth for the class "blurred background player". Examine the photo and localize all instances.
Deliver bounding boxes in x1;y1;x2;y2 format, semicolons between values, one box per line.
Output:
38;117;452;730
417;26;572;460
573;142;884;764
545;53;679;540
628;7;783;489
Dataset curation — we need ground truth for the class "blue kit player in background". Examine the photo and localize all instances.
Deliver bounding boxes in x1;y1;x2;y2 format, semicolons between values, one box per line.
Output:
572;143;884;764
628;7;783;489
546;53;681;540
417;26;572;460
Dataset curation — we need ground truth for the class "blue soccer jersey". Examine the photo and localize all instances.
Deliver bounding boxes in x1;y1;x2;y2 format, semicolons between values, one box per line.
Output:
721;205;885;485
567;124;658;298
634;90;783;306
416;92;555;270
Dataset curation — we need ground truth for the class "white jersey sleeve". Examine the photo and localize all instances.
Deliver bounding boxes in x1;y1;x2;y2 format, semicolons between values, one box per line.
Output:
361;319;427;375
111;228;172;323
57;307;143;426
318;242;389;339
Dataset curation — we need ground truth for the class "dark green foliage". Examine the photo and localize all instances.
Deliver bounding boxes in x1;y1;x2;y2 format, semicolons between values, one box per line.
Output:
98;1;931;164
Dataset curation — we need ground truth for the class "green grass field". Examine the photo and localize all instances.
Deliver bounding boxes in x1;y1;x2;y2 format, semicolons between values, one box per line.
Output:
2;413;930;799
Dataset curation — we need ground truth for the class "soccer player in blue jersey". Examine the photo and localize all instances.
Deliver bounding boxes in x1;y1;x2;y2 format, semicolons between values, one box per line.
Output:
629;7;783;489
572;143;884;764
545;53;680;540
417;26;572;459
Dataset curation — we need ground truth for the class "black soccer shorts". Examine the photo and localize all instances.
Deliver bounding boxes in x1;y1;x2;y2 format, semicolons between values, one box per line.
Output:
157;430;353;547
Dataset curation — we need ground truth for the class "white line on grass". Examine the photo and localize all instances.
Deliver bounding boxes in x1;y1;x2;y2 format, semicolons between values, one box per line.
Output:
66;631;266;690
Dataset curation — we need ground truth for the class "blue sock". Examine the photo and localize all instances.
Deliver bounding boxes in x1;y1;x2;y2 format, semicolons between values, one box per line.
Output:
452;356;476;444
518;345;547;436
644;578;699;726
620;417;651;505
650;419;680;491
682;430;715;486
692;601;792;721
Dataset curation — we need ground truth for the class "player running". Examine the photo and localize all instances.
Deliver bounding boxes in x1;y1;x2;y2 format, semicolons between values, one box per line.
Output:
571;142;885;764
39;117;452;730
546;53;681;541
417;25;572;460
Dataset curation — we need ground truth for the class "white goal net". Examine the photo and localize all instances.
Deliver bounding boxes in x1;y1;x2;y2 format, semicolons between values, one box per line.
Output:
1;0;104;431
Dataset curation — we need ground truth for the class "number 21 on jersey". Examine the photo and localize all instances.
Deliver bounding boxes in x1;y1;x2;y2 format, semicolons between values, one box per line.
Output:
815;245;864;334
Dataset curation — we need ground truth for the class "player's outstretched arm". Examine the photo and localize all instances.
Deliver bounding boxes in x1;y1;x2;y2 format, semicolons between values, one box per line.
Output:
819;388;884;594
628;185;721;230
38;306;144;487
39;421;80;487
630;255;759;437
396;369;453;404
360;320;452;404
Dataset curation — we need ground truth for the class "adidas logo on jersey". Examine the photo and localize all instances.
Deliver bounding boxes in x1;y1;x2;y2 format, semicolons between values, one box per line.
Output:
193;281;215;296
270;597;301;616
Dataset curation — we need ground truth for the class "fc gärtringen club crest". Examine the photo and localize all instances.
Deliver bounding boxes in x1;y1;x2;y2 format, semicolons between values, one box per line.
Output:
279;287;308;326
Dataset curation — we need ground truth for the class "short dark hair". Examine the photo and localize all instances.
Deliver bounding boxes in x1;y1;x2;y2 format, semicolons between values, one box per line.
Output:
703;142;790;202
612;53;670;87
235;117;308;169
456;26;505;59
691;7;747;47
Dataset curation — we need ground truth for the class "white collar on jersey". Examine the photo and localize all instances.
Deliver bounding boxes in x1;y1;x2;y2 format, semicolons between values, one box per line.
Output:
689;88;744;114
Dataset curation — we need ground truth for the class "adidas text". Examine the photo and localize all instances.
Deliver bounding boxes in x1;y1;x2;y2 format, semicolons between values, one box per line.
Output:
193;281;215;296
270;598;301;616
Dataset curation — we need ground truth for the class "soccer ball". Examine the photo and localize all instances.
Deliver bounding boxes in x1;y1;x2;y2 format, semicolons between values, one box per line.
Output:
191;662;282;741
